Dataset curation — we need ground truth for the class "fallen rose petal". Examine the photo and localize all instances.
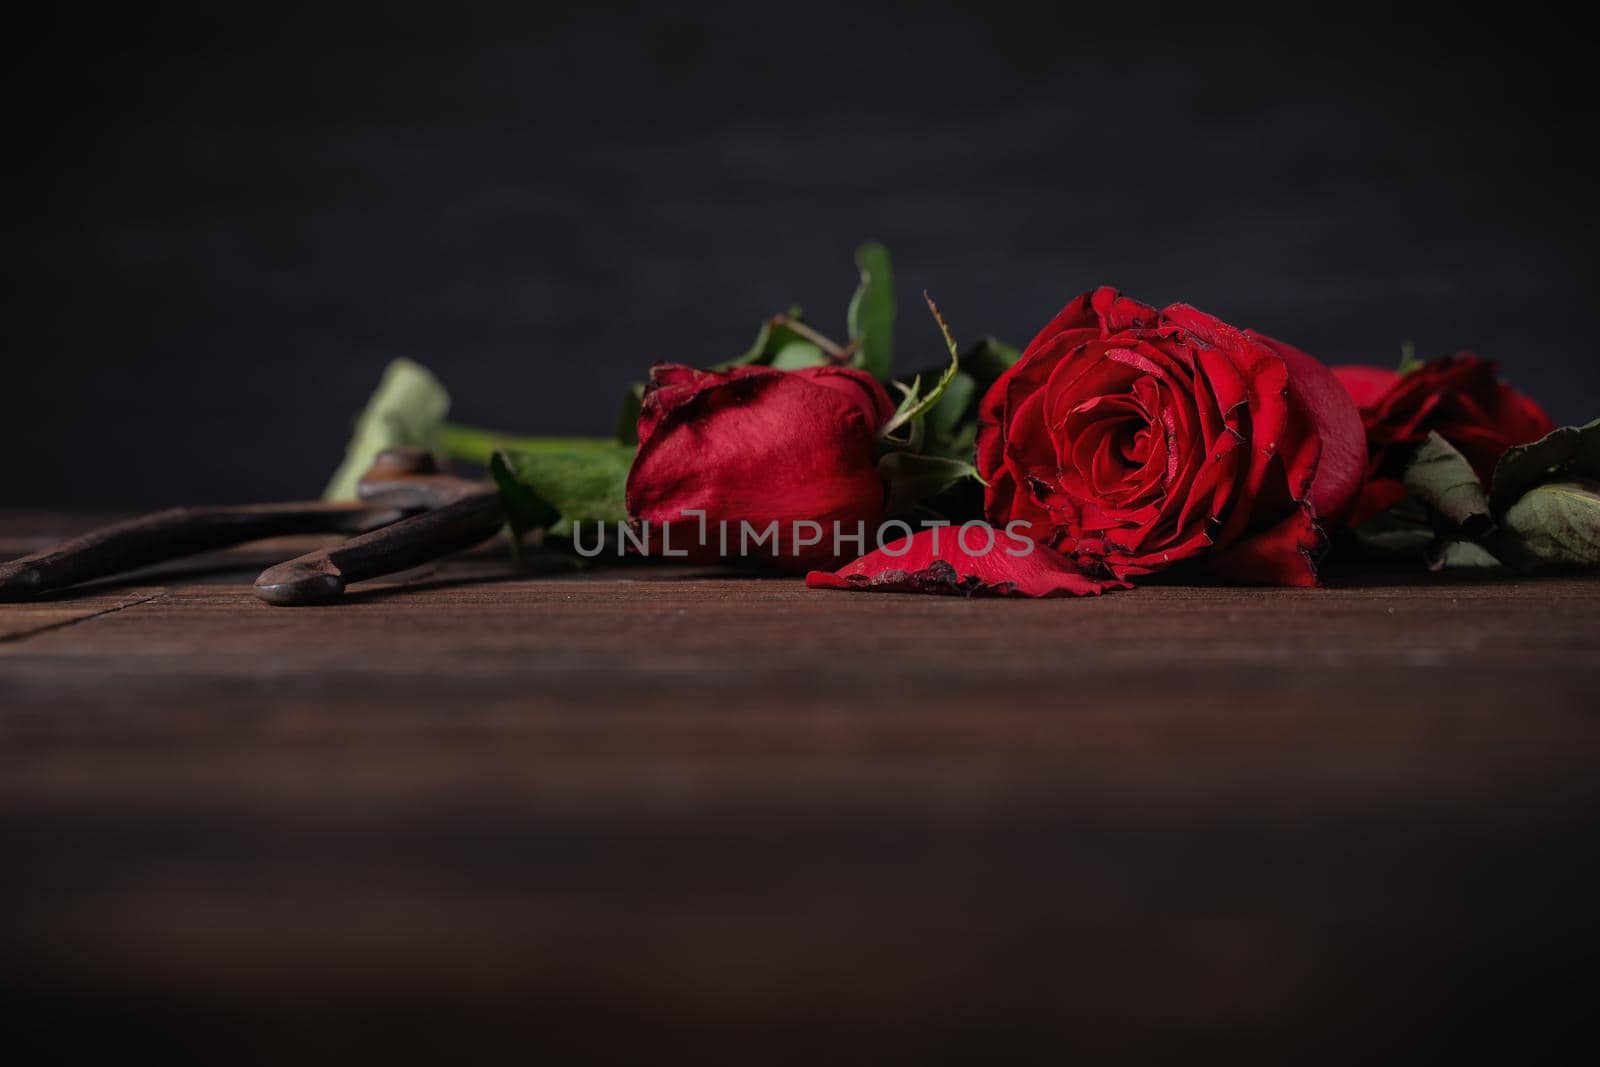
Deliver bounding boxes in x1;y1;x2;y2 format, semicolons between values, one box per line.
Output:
805;528;1130;598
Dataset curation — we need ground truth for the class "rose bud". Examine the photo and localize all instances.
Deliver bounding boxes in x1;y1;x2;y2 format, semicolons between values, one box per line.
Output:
975;287;1365;586
1333;353;1556;525
625;362;895;569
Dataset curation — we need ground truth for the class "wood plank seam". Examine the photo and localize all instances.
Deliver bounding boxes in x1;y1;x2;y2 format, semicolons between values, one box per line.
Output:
0;590;167;647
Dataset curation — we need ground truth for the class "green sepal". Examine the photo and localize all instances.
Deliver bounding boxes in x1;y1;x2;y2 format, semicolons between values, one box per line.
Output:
1396;340;1424;376
878;293;961;443
717;305;808;369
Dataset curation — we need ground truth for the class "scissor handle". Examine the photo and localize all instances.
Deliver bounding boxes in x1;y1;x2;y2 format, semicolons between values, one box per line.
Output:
0;501;409;601
253;488;506;606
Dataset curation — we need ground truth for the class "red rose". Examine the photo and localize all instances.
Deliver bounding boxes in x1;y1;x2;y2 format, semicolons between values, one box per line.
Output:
975;287;1365;586
626;362;894;569
1332;354;1556;524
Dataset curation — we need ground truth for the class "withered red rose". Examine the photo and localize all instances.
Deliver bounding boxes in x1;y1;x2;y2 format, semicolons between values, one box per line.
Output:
626;362;894;569
1333;354;1556;525
976;287;1365;586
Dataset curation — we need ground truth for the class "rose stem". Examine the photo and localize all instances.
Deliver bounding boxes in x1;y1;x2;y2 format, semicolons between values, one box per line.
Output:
435;425;620;466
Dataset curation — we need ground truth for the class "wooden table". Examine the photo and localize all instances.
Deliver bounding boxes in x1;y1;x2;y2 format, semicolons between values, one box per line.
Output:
3;513;1598;1063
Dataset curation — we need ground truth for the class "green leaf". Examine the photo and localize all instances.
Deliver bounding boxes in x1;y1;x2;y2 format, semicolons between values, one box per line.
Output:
940;421;979;461
1500;479;1600;568
961;336;1021;388
927;370;975;439
877;293;961;442
615;382;645;446
324;359;450;500
770;341;829;369
490;441;634;542
489;451;559;538
1402;431;1492;536
1488;418;1600;516
718;305;809;369
846;242;895;380
879;453;981;518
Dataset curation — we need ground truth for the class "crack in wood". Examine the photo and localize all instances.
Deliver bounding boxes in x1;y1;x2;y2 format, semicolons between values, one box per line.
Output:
0;590;167;646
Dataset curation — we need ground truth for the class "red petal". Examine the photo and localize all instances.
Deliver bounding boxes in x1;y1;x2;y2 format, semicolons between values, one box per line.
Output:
806;528;1130;598
1252;333;1367;526
788;365;897;427
1206;502;1324;587
1331;364;1401;410
977;288;1153;521
1491;383;1557;444
1346;478;1409;527
637;363;770;444
637;363;892;446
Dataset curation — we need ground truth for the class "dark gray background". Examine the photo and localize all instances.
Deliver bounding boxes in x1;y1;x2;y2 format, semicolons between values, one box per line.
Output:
5;2;1595;507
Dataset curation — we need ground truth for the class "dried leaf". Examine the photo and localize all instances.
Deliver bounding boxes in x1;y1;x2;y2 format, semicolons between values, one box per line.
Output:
1488;419;1600;516
1501;479;1600;568
1402;432;1492;536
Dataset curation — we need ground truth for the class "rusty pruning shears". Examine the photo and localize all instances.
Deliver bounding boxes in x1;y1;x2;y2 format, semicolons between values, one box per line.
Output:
0;448;505;606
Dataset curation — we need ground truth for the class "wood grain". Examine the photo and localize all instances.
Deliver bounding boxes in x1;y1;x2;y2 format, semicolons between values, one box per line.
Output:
2;514;1598;1063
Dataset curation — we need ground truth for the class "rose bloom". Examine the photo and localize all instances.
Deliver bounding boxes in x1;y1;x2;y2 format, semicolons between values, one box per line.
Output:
976;287;1365;586
1333;353;1555;523
626;362;893;569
